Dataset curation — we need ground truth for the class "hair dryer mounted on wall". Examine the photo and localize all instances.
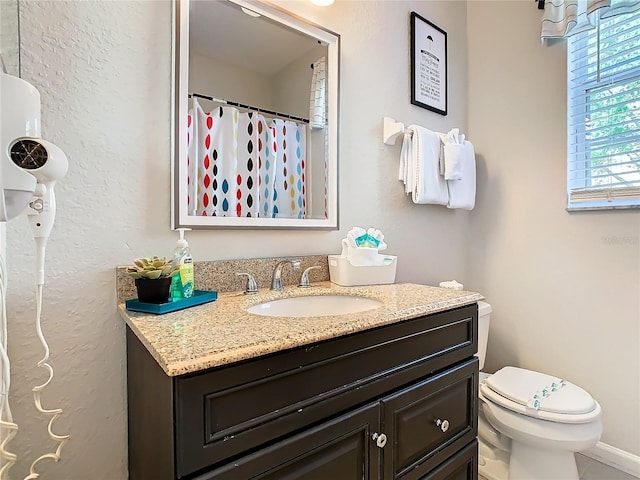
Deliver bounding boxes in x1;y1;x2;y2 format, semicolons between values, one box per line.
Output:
1;72;68;286
0;72;70;479
1;73;68;238
8;137;68;286
10;138;68;238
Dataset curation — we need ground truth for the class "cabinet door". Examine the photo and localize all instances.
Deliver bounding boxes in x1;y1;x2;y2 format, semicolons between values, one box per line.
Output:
380;359;478;480
195;403;381;480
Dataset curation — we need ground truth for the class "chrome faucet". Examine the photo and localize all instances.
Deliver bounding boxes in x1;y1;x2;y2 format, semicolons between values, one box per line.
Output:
270;259;301;291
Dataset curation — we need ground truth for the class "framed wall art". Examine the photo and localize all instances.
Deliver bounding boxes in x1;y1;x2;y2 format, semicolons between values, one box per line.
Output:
411;11;447;116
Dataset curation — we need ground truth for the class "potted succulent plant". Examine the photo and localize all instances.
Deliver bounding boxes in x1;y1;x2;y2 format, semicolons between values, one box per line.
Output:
126;256;179;304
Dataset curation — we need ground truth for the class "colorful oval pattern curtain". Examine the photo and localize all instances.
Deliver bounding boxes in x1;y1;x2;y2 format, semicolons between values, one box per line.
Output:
187;100;307;218
270;119;307;219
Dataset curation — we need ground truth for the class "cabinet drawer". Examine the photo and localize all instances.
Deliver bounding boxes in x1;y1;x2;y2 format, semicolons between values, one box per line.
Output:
381;359;478;480
421;440;478;480
193;403;381;480
175;305;477;477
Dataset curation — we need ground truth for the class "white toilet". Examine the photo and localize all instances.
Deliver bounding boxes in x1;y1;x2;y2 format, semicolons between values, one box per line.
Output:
477;301;603;480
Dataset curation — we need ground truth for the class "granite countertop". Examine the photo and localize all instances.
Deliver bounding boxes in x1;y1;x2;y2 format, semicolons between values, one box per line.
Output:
118;282;483;377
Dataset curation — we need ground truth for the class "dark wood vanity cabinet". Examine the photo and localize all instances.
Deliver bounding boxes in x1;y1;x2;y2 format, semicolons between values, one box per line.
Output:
127;304;479;480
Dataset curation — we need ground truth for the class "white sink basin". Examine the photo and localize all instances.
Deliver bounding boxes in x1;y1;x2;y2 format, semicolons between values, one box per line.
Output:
246;295;383;318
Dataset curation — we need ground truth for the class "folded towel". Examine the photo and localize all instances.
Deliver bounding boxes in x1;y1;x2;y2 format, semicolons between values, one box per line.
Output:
398;132;412;192
440;128;465;180
400;125;449;205
309;57;326;129
446;140;476;210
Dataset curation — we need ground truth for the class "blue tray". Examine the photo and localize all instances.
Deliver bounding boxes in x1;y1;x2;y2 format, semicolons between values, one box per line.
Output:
125;290;218;315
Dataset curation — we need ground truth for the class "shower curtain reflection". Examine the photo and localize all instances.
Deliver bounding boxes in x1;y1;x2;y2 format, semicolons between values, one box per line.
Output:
187;100;307;218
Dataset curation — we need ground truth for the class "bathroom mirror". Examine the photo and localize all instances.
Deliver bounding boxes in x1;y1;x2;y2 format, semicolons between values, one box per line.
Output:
172;0;340;229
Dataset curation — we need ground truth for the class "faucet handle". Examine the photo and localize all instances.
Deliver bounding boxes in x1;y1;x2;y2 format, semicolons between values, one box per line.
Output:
298;265;322;288
290;259;301;270
236;272;258;295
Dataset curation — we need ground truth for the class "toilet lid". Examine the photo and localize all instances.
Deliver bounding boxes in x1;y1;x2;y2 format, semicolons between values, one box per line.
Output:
481;366;600;424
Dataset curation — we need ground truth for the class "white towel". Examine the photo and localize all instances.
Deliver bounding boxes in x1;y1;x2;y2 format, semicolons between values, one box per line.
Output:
399;125;449;205
446;140;476;210
440;128;465;180
398;132;412;193
309;57;326;130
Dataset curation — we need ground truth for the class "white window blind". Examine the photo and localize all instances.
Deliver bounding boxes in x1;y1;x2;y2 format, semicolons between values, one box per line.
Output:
567;11;640;210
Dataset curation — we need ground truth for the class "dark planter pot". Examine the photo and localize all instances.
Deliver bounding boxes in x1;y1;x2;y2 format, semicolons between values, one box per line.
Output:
134;277;172;304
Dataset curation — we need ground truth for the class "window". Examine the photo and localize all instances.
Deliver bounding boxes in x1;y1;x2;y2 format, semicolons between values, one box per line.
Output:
567;11;640;210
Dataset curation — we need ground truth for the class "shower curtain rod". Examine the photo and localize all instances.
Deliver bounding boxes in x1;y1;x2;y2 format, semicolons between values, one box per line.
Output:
189;93;309;124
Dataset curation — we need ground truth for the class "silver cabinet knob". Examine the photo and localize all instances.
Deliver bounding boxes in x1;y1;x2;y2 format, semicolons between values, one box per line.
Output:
371;432;387;448
435;419;450;433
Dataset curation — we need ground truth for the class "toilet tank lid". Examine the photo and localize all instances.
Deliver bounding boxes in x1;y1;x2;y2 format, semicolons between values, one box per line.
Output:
478;301;492;316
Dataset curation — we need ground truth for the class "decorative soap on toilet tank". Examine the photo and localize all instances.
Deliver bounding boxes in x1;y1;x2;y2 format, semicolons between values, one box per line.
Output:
329;227;397;286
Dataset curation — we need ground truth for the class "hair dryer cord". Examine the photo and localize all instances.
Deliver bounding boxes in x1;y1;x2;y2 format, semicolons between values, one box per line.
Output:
0;255;18;479
23;285;69;480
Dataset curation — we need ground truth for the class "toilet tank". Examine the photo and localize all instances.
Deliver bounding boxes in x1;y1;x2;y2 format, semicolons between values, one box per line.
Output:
477;301;492;370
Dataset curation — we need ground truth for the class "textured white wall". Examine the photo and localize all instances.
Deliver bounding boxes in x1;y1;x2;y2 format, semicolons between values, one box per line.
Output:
6;1;470;477
467;1;640;456
7;2;174;478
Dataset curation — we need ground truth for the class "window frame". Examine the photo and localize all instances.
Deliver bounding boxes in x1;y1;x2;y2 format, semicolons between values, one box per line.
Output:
566;12;640;211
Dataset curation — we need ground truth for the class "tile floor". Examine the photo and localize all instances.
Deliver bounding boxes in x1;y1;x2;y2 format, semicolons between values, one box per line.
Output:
575;454;639;480
479;453;639;480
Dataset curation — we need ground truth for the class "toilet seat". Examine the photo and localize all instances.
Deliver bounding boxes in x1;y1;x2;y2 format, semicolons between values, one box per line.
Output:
481;367;601;424
479;394;603;451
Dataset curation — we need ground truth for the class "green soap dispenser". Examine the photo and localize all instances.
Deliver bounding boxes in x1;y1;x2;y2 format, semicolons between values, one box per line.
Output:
171;228;194;301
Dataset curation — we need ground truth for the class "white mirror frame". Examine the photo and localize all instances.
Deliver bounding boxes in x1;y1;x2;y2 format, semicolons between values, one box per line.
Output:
171;0;340;230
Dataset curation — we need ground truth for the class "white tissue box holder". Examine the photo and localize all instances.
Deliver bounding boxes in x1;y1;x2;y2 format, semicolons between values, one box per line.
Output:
328;254;397;287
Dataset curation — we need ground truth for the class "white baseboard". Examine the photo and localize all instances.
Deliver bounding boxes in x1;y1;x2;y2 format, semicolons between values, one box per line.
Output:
582;441;640;478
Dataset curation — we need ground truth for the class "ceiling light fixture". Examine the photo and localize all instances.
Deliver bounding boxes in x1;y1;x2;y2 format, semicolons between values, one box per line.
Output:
311;0;335;6
240;7;261;17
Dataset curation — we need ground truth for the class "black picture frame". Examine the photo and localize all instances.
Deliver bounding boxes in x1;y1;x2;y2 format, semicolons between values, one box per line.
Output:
411;12;448;116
